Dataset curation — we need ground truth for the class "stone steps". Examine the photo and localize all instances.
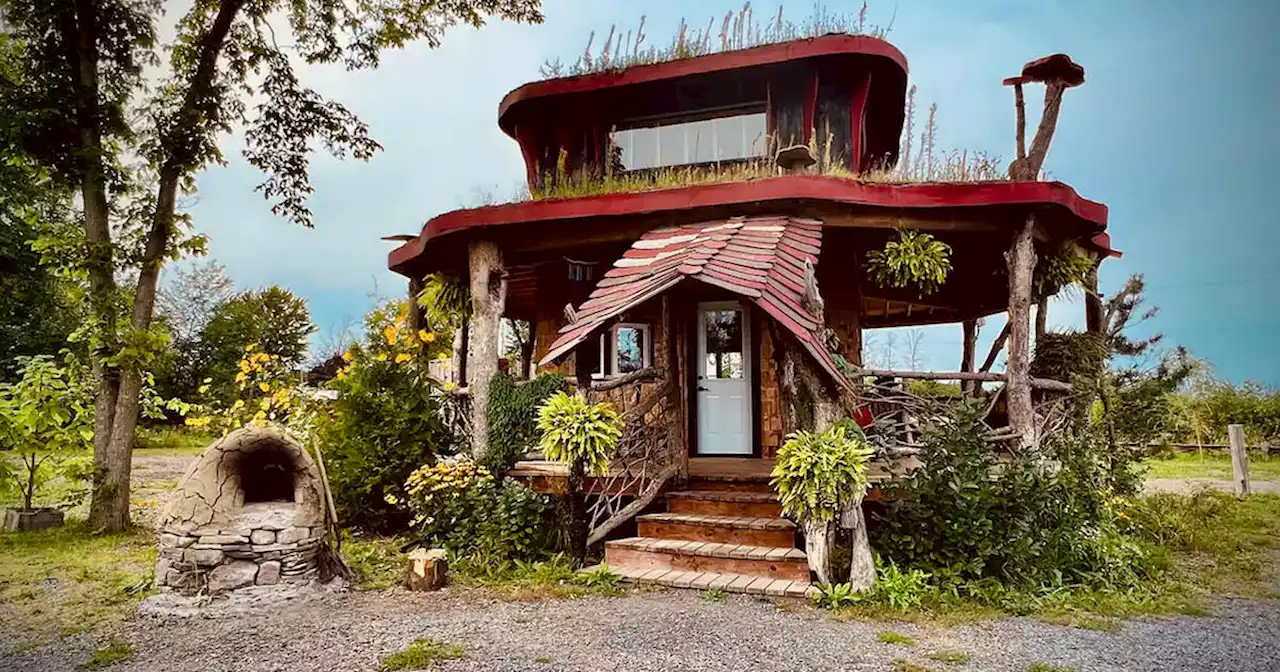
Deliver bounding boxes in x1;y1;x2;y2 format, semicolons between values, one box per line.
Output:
592;563;815;598
636;512;795;547
665;490;783;518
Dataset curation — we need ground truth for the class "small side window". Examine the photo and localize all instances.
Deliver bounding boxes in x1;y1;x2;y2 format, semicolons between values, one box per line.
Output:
611;323;651;376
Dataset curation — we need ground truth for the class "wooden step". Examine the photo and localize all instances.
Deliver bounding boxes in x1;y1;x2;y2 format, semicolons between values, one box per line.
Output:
606;564;816;598
666;490;782;517
604;537;810;582
637;512;795;547
687;475;774;493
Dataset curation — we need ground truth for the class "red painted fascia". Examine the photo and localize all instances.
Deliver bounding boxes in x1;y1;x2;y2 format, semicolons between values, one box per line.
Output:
497;34;910;137
388;176;1110;273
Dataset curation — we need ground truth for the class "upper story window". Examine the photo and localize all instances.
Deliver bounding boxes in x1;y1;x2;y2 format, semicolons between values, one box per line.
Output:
610;110;768;171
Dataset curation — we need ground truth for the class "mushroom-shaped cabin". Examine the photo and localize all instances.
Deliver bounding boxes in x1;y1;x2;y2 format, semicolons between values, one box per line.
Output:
388;35;1112;593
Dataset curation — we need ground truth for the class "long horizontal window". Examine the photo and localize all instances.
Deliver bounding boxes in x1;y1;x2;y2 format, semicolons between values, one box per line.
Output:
610;112;768;171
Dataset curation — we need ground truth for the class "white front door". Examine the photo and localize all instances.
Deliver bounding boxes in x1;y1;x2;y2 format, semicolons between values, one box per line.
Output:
696;301;752;455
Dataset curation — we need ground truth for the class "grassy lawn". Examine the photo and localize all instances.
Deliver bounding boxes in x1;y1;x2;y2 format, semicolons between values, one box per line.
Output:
0;521;155;646
1143;452;1280;480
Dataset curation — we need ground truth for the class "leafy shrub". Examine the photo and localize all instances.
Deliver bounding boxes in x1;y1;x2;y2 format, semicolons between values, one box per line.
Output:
399;458;563;562
865;227;952;296
872;401;1160;590
876;562;932;611
574;565;623;589
771;424;874;522
486;372;567;475
813;581;864;609
877;631;916;647
0;355;94;510
317;300;459;532
1034;243;1093;298
536;392;622;475
379;638;464;671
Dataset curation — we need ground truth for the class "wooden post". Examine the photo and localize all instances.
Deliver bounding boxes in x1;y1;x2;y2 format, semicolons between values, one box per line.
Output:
407;275;429;358
467;239;506;465
1084;261;1103;334
1229;424;1251;496
842;499;875;590
1005;217;1037;449
960;319;978;395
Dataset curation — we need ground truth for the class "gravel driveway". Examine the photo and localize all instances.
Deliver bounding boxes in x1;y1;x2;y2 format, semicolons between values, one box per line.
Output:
4;588;1278;672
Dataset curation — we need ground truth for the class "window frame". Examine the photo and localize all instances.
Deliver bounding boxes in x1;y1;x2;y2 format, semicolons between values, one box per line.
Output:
590;322;653;379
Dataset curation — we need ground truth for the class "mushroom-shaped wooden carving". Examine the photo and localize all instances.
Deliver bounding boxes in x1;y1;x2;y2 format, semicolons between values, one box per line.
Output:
1020;53;1085;87
1004;53;1086;180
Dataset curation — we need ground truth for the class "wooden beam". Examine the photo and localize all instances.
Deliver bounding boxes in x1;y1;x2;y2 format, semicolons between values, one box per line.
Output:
979;322;1011;373
960;319;978;395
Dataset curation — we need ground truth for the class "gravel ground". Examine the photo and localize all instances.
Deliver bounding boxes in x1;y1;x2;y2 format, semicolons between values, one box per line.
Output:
3;588;1278;672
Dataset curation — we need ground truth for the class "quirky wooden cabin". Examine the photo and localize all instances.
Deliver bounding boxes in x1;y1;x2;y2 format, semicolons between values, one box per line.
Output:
388;35;1114;595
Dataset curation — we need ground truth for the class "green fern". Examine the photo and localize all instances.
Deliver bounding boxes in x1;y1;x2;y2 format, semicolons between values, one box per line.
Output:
417;272;469;328
535;392;623;476
770;424;874;522
865;227;953;296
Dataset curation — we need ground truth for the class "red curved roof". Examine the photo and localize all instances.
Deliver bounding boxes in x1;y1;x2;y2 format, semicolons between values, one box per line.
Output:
498;34;909;137
388;176;1109;273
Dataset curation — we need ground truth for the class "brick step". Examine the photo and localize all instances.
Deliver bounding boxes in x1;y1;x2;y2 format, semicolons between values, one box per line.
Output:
666;490;782;518
604;536;809;582
687;476;774;493
637;512;795;547
596;564;815;598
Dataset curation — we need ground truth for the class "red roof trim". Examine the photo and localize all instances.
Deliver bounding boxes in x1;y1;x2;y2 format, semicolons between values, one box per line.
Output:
388;176;1110;273
498;34;909;136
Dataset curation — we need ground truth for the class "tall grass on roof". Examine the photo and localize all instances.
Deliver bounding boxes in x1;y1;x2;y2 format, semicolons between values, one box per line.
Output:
538;2;890;79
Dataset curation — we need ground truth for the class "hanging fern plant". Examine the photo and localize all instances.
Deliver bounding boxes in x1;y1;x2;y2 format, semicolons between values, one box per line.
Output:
1034;242;1094;299
865;227;953;296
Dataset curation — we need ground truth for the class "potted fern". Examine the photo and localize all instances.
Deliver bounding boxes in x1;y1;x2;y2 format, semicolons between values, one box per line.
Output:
771;423;876;588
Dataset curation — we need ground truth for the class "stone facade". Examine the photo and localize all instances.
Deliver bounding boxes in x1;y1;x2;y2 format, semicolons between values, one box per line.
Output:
155;427;331;594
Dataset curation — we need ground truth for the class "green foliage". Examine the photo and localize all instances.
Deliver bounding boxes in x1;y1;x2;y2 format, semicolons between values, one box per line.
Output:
400;459;563;563
813;581;863;609
698;587;726;602
417;273;469;330
877;631;917;647
486;372;568;475
865;228;953;297
1031;332;1108;383
80;640;132;670
574;564;623;590
771;424;873;522
1034;243;1093;298
1173;378;1280;445
317;301;458;532
873;401;1158;590
891;660;933;672
535;392;623;476
340;532;410;590
876;563;932;611
197;286;315;404
1028;663;1079;672
379;638;464;671
0;355;95;510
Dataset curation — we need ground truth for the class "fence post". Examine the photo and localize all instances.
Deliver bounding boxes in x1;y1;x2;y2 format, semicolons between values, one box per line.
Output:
1228;424;1251;496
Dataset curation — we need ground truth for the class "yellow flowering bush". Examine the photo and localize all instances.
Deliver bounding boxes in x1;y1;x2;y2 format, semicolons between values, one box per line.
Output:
396;457;563;561
185;343;317;436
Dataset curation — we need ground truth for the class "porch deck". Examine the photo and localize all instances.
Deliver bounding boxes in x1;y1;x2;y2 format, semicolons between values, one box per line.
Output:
508;457;906;497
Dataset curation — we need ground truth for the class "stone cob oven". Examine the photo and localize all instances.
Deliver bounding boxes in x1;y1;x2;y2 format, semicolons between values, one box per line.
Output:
156;427;331;593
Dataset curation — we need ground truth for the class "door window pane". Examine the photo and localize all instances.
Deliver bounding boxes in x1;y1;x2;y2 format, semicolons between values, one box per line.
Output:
704;309;744;380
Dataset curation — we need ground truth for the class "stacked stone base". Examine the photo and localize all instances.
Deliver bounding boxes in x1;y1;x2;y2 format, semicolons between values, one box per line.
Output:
157;511;327;594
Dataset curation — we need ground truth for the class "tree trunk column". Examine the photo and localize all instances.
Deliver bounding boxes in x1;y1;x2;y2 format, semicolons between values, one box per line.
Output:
467;240;505;465
1005;217;1037;449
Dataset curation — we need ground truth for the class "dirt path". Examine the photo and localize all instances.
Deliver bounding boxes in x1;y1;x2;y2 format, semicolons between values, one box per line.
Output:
1144;477;1280;495
3;589;1278;672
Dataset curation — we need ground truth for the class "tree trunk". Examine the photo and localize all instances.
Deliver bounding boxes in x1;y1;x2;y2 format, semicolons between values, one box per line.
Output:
467;240;506;465
1084;262;1103;334
842;500;875;591
960;319;978;395
1035;297;1048;341
408;275;429;357
803;519;838;584
456;321;469;385
1005;217;1037;449
519;323;535;378
567;458;588;568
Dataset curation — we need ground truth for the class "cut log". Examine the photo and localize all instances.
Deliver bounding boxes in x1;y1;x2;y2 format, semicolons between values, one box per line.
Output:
841;500;875;591
406;548;447;591
803;519;838;584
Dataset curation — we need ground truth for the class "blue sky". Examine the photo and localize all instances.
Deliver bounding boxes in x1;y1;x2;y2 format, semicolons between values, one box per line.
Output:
186;0;1280;385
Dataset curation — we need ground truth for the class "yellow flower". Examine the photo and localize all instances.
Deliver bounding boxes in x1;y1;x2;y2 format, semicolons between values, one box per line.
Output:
423;330;437;343
342;350;354;362
245;343;257;352
259;399;271;410
235;371;248;383
383;325;398;346
337;368;348;379
395;353;412;364
258;382;271;393
231;399;245;410
443;381;456;391
375;352;388;361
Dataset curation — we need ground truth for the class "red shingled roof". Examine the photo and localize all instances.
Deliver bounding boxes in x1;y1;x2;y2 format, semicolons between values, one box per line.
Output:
540;215;852;391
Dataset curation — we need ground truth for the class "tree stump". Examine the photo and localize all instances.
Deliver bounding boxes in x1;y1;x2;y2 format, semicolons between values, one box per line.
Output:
406;548;448;591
